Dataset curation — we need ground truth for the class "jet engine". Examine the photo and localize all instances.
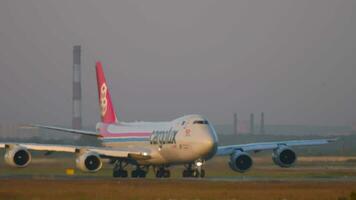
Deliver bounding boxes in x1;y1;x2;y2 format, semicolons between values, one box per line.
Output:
228;150;253;173
76;151;102;172
272;146;297;168
4;145;31;167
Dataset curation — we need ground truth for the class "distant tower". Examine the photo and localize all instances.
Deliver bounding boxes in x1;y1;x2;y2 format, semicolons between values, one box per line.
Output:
233;113;238;135
250;113;254;134
260;112;265;134
352;122;356;133
72;45;82;129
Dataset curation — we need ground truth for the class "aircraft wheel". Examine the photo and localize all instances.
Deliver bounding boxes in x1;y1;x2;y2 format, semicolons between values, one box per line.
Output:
182;170;188;177
182;166;205;178
113;170;120;178
140;172;146;178
192;169;200;177
156;170;163;178
138;170;146;178
163;170;170;178
156;168;169;178
200;169;205;178
131;170;138;178
112;160;128;178
122;170;128;177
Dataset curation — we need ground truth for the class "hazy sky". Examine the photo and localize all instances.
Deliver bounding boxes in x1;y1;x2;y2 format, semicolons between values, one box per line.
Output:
0;0;355;126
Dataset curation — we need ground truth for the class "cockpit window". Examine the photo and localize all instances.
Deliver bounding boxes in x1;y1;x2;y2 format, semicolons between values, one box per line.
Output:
193;120;209;125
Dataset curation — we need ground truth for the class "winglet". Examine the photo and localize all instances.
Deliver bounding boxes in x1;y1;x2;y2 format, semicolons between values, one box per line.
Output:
95;61;118;123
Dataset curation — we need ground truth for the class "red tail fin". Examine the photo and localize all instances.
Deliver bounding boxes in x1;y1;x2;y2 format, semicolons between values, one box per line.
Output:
95;61;118;123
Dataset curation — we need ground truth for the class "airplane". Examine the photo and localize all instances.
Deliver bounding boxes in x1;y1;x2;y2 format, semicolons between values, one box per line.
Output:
0;61;336;178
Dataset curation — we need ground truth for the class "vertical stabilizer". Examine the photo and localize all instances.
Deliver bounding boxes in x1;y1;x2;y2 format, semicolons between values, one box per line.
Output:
95;61;118;123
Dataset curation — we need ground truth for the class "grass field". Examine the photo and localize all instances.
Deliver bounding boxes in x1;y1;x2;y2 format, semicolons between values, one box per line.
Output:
1;179;356;200
1;156;356;200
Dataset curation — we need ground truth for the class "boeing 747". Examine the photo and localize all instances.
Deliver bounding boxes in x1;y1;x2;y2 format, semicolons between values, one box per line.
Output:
0;62;336;178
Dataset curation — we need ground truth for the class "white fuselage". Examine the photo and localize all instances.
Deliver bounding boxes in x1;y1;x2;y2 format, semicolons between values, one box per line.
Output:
97;115;218;165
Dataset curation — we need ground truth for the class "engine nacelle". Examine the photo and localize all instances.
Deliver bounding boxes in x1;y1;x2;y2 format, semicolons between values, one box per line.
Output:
228;150;253;173
272;146;297;168
4;145;31;167
75;151;102;172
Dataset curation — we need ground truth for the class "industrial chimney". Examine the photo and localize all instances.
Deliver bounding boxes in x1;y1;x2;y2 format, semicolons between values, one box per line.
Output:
260;112;265;134
233;113;238;135
72;45;82;130
250;113;254;134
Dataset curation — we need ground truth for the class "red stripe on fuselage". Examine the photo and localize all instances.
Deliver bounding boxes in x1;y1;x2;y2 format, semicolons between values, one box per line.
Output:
100;132;152;138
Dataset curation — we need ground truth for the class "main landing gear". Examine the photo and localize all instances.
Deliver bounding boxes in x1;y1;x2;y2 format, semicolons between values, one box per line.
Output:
155;166;171;178
131;165;148;178
182;163;205;178
113;160;128;178
112;161;205;178
113;160;148;178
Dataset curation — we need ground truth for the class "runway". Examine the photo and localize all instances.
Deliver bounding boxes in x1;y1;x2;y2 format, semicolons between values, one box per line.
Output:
1;174;356;183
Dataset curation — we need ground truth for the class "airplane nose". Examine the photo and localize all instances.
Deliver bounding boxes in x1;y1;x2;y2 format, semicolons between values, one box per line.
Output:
200;127;218;159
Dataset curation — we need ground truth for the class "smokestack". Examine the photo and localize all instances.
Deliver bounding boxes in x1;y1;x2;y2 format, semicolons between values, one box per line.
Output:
352;122;356;133
250;113;254;134
233;113;238;135
72;45;82;129
260;112;265;134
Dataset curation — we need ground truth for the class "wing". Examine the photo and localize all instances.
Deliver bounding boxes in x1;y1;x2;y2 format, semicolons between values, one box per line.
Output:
9;125;149;160
216;138;337;156
28;124;99;137
0;142;151;159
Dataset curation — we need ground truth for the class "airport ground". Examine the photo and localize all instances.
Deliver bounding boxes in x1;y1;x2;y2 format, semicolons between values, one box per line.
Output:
1;179;356;200
1;155;356;199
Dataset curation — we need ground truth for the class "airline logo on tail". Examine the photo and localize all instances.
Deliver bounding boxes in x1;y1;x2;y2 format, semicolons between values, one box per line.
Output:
100;83;108;117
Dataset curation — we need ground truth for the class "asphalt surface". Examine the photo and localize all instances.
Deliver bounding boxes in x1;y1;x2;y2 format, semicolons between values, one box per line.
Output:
1;174;356;182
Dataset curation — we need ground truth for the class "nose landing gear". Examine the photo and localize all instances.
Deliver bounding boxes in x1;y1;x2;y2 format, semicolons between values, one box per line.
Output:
182;163;205;178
